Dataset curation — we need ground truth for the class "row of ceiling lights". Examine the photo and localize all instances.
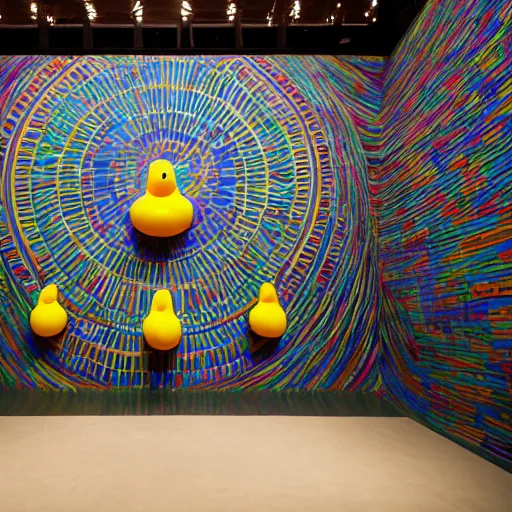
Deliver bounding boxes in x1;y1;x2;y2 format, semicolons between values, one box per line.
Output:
364;0;379;22
30;1;56;24
21;2;378;26
326;2;342;24
327;1;378;24
29;1;97;23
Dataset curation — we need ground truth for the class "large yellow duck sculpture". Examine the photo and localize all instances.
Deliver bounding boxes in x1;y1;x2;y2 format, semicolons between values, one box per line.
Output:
130;159;194;237
249;282;287;338
30;284;68;337
143;290;182;351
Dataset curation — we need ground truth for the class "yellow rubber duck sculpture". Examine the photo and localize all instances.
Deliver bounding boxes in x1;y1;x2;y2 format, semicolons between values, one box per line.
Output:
30;284;68;337
130;159;194;237
143;290;182;351
248;282;287;338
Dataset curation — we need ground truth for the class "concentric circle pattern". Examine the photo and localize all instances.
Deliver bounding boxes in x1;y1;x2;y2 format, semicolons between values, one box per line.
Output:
0;56;384;390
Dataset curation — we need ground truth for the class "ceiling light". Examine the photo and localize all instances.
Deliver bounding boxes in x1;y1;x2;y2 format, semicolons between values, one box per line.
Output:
290;0;300;21
83;1;97;21
267;0;276;26
372;0;378;7
132;0;143;23
227;2;236;22
181;1;192;21
372;17;377;22
30;2;37;21
337;3;341;7
364;11;369;17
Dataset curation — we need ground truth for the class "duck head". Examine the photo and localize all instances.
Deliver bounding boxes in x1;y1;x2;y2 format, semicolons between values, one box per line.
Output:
151;289;175;313
147;159;177;197
39;284;59;305
258;282;279;304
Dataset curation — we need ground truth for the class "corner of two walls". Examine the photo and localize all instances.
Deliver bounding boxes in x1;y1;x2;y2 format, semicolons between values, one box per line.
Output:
373;0;512;466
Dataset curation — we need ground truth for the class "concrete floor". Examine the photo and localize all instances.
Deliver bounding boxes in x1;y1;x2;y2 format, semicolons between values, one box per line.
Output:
0;417;510;512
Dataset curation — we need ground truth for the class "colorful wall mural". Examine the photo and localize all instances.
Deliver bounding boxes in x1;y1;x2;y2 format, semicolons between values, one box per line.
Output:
0;55;385;391
374;0;512;463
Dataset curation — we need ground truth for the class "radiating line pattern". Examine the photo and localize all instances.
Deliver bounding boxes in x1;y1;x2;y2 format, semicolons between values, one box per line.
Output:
374;0;512;463
0;56;384;391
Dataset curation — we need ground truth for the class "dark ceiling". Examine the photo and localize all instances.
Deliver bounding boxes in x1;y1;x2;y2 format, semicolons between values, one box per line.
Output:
0;1;428;55
0;0;380;25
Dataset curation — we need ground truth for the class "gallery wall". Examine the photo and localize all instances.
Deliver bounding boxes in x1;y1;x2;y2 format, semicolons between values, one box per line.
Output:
375;0;511;463
0;55;385;391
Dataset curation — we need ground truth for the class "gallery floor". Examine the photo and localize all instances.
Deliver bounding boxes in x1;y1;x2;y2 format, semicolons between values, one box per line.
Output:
0;408;510;512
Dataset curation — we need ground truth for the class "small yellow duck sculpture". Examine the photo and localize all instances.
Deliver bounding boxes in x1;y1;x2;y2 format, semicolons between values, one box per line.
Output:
143;290;182;351
30;284;68;337
248;282;287;338
130;159;194;237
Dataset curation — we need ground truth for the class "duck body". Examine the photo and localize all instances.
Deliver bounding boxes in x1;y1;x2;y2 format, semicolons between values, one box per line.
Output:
30;284;68;337
130;189;193;237
130;159;194;238
249;282;287;338
143;289;182;351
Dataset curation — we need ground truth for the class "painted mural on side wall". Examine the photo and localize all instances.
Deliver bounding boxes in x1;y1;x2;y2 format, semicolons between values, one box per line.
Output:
0;55;384;391
374;0;512;463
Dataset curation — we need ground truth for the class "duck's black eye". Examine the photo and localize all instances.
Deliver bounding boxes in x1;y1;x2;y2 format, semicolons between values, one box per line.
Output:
162;172;167;179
